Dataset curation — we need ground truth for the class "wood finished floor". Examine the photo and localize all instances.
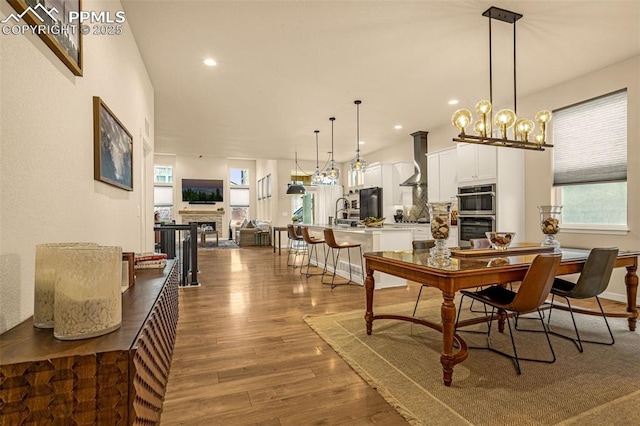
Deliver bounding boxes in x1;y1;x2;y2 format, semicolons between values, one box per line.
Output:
160;246;627;425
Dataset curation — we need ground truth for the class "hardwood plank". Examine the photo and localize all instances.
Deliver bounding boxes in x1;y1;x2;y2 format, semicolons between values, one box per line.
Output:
161;246;626;424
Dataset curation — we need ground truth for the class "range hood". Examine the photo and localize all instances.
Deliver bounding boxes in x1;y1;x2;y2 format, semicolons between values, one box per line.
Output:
400;131;428;186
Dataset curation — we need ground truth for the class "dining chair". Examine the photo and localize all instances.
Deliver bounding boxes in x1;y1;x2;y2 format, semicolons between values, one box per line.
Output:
286;224;307;268
321;228;363;289
546;247;618;352
411;240;436;316
455;253;562;375
299;226;326;277
470;238;491;249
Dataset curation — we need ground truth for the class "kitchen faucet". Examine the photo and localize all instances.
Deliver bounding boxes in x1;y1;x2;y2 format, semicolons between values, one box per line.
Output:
335;197;349;225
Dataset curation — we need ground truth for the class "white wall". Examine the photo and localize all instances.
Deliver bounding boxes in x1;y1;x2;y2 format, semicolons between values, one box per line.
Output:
0;0;154;333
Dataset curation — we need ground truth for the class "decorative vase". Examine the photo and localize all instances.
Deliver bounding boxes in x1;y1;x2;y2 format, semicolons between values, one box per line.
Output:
53;246;122;340
33;242;98;329
427;202;452;267
538;205;562;252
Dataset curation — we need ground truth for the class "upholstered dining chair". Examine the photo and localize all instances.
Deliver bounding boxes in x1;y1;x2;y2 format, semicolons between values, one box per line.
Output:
455;253;562;375
545;247;618;352
469;238;491;249
411;240;436;316
321;228;363;289
299;226;326;277
286;224;306;268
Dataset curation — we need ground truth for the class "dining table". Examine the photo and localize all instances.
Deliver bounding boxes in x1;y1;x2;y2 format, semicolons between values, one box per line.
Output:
363;245;639;386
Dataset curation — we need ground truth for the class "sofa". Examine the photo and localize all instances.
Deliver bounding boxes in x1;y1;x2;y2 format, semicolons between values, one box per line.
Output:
235;220;271;247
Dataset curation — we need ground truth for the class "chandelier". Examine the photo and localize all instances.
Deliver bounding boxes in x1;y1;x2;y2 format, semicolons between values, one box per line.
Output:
350;100;367;171
286;150;306;195
451;6;553;151
326;117;340;181
311;130;324;185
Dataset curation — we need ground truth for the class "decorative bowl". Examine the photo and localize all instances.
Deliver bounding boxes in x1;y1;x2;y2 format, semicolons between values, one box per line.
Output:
485;232;515;251
361;217;385;227
364;220;384;228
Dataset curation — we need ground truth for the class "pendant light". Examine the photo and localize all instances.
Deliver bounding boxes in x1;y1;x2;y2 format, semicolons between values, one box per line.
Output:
350;100;367;172
311;130;323;185
326;117;340;181
286;151;306;195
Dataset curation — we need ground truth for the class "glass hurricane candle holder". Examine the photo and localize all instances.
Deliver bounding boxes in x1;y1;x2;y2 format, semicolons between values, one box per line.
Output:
538;205;563;252
33;242;98;329
427;202;452;267
53;246;122;340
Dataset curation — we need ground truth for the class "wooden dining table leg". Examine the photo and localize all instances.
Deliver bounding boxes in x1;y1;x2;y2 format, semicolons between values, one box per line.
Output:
625;263;638;331
365;264;375;335
440;290;456;387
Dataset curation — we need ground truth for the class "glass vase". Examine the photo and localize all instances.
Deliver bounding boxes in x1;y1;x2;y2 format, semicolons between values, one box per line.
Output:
538;205;563;252
427;202;452;267
33;242;98;329
53;246;122;340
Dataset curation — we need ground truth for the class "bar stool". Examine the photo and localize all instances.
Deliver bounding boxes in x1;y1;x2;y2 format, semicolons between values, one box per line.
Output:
321;228;363;289
299;226;326;277
286;224;306;268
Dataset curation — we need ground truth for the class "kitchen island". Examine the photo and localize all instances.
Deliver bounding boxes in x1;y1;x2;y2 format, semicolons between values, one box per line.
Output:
305;224;415;288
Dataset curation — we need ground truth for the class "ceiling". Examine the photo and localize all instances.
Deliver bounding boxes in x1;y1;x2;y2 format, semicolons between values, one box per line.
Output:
121;0;640;163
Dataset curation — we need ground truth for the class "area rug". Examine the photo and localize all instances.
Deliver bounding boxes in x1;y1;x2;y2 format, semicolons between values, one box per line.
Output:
199;240;240;249
304;299;640;426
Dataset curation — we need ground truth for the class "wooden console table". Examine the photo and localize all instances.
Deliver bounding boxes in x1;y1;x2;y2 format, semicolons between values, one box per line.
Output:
0;261;179;425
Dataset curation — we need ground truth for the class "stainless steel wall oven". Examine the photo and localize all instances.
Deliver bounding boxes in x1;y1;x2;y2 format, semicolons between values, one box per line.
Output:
457;184;496;247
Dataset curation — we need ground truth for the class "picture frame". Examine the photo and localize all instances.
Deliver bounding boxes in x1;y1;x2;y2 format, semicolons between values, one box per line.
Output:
266;174;271;198
93;96;133;191
7;0;83;76
257;178;263;200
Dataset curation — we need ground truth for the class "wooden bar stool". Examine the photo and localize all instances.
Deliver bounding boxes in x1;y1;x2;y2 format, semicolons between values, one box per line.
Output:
321;228;363;289
299;227;326;277
286;224;307;268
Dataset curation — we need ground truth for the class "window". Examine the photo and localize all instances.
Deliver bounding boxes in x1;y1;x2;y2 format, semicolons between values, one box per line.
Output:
230;168;250;224
154;165;173;222
553;90;627;230
154;166;173;183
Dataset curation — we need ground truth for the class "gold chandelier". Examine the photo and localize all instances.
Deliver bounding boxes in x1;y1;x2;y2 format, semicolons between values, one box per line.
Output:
452;7;553;151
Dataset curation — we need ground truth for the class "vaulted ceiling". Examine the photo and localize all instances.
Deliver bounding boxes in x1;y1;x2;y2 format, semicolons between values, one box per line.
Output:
121;0;640;162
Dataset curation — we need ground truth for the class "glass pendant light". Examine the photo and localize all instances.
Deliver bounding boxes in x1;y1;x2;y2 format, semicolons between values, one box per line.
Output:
311;130;323;185
350;100;367;172
286;151;306;195
327;117;340;181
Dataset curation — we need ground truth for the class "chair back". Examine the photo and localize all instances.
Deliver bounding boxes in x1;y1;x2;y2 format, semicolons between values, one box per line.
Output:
300;226;320;244
569;247;619;299
323;228;340;249
287;224;301;241
470;238;491;249
508;253;561;313
412;240;435;250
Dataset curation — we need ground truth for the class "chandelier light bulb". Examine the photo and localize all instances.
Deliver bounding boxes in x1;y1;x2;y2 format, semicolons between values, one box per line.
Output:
473;119;486;136
494;109;516;139
516;119;535;142
452;109;472;135
312;168;323;185
535;110;552;144
475;100;492;115
350;154;367;172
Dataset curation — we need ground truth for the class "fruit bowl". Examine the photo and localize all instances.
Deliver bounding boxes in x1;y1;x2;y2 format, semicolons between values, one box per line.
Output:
361;217;385;227
485;232;515;251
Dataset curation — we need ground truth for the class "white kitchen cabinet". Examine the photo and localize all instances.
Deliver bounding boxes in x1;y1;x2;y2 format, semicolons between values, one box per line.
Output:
427;147;457;202
363;163;382;189
456;143;497;185
392;161;413;205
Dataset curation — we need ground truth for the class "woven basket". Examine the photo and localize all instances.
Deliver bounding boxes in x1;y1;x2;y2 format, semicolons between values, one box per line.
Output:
364;221;384;227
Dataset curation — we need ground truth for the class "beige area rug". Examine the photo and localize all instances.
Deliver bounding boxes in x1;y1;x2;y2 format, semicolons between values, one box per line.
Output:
304;298;640;426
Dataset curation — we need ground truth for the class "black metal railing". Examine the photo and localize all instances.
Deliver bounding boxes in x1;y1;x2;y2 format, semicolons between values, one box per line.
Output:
153;223;199;287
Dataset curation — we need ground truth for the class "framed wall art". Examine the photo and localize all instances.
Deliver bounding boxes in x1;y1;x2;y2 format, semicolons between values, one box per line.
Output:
93;96;133;191
7;0;83;76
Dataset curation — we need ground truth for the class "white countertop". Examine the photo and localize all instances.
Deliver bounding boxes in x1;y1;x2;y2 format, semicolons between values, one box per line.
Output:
307;224;420;233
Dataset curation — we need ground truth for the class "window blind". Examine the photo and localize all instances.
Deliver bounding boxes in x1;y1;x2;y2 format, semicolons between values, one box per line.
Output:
553;90;627;186
153;186;173;205
230;188;250;206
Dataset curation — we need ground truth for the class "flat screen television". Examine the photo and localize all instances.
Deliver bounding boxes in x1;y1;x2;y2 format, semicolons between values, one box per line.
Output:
182;178;223;204
359;187;383;219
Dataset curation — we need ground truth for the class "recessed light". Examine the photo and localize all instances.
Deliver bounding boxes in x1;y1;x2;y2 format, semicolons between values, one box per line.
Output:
203;58;217;67
359;141;365;145
394;125;403;130
448;99;459;105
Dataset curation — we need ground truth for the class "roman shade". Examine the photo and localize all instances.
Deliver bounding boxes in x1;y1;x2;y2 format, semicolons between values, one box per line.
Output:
553;90;627;186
